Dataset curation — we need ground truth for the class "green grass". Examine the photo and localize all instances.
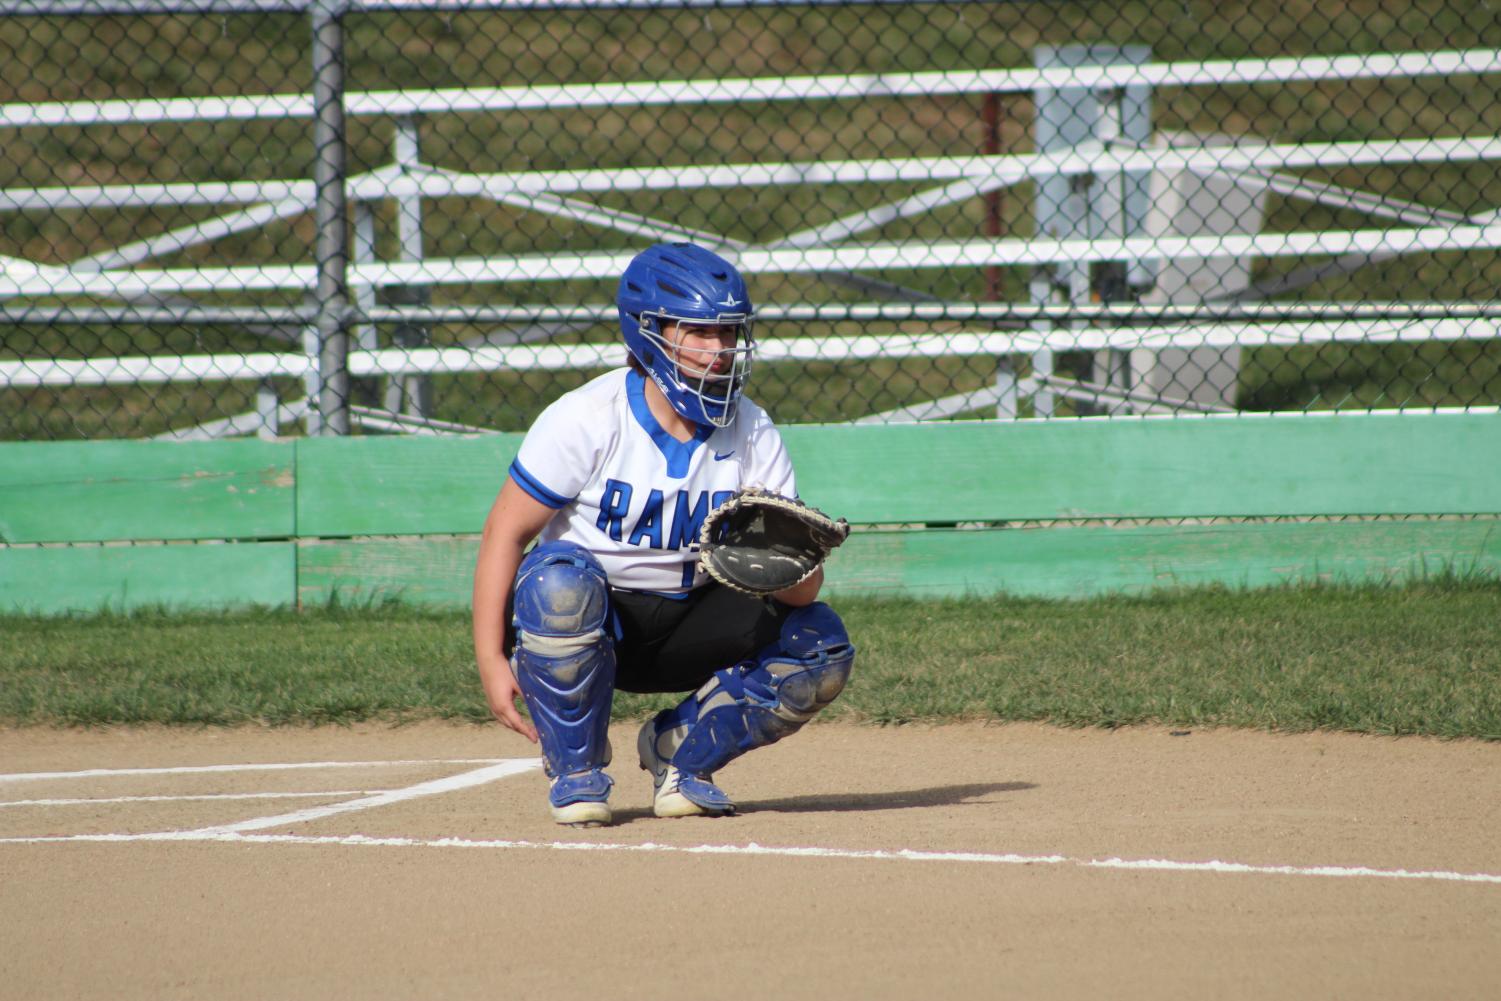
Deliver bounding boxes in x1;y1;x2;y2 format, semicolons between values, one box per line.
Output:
842;578;1501;737
2;578;1498;738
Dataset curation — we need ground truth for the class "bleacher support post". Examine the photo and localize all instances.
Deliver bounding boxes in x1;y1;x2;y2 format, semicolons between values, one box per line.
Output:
311;0;352;436
388;115;433;420
1033;44;1153;417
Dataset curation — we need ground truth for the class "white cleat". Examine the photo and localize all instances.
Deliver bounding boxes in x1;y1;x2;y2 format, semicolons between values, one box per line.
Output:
652;767;714;819
547;768;614;828
551;799;613;828
637;719;732;818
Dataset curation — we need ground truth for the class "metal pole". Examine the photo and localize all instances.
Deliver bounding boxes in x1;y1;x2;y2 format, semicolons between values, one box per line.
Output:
981;91;1004;302
310;0;351;435
982;90;1010;419
18;0;982;13
389;115;433;419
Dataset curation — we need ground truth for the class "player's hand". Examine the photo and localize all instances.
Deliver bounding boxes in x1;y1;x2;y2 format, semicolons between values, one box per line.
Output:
481;656;539;743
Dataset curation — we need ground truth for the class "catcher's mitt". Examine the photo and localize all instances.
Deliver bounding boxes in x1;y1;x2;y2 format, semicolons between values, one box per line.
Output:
698;487;850;595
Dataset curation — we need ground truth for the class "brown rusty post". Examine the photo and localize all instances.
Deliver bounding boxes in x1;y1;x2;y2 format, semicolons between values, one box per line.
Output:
982;90;1004;302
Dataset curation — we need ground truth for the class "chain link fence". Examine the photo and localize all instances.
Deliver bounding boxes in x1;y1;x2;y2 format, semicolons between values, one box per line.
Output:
3;0;1500;439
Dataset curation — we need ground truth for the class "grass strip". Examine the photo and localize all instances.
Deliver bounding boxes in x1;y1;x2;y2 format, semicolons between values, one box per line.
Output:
1;579;1497;738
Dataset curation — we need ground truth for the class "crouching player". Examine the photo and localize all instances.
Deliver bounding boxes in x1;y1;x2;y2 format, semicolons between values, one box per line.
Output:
472;242;855;826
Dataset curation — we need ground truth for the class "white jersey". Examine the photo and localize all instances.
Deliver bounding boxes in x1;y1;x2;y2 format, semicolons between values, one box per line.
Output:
509;368;796;594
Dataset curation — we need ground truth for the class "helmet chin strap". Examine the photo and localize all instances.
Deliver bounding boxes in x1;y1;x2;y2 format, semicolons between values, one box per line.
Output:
643;367;718;432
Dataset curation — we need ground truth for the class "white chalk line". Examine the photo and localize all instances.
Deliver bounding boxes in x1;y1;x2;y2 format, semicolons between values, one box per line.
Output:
1;830;1497;885
0;757;542;836
0;791;390;808
0;758;518;783
0;757;540;836
2;756;1494;886
187;759;543;835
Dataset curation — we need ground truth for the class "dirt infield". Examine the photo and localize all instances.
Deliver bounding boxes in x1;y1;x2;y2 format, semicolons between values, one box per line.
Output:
2;720;1498;1000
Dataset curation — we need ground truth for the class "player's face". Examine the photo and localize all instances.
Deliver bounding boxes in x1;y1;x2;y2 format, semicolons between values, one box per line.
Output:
663;320;740;380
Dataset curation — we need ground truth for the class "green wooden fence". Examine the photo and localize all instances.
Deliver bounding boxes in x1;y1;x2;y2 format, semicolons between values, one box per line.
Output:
3;410;1498;614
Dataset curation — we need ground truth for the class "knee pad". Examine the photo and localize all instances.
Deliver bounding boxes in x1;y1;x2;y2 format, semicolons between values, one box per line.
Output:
513;541;609;640
511;541;616;777
663;603;855;777
762;602;854;721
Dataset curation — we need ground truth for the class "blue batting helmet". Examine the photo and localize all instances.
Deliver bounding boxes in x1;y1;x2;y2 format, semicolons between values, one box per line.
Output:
617;243;755;428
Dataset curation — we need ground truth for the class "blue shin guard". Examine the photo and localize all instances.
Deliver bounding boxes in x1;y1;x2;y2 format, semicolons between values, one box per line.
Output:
510;542;617;824
638;602;855;816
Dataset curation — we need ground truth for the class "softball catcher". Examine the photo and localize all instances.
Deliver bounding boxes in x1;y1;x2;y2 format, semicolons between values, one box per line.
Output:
473;242;854;826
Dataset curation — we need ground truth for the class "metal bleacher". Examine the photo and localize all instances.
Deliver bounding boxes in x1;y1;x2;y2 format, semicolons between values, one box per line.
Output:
3;45;1501;436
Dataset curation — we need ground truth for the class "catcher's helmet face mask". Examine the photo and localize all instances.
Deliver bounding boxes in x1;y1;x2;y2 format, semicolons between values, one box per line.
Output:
618;243;755;428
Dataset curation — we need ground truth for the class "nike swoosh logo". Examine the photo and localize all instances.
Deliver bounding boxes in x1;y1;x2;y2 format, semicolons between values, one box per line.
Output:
713;450;735;461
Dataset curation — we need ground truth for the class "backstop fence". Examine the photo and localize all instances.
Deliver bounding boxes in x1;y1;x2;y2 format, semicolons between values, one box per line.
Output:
2;0;1499;439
